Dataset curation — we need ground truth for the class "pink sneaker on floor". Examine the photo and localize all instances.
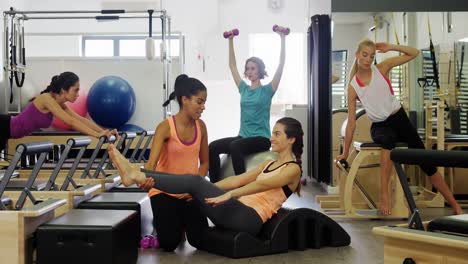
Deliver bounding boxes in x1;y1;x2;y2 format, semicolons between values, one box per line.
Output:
140;235;159;249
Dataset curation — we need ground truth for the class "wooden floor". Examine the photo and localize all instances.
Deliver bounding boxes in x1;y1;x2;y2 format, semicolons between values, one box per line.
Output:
136;180;453;264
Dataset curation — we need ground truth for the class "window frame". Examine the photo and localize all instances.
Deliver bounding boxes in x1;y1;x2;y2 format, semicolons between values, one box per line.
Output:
82;34;182;57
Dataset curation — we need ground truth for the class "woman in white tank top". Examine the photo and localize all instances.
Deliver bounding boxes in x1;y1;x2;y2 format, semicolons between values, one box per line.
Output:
336;39;462;216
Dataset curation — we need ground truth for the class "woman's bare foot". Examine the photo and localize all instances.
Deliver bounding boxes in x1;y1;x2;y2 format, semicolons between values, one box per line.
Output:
108;144;145;186
379;194;392;216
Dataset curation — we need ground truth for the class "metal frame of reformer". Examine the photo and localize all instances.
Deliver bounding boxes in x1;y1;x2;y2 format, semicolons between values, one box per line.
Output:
130;130;155;163
16;135;115;175
9;130;153;184
0;142;68;264
33;130;152;166
392;149;468;230
54;131;152;191
1;130;154;212
2;8;173;117
0;142;67;211
8;135;120;193
373;149;468;263
3;138;102;216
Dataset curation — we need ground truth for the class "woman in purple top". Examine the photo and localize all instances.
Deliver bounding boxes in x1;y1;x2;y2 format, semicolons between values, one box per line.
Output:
0;71;117;155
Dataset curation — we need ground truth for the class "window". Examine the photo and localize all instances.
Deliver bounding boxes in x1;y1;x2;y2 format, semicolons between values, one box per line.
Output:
390;65;402;102
25;35;82;57
249;33;306;104
84;39;114;57
120;39;146;57
457;43;468;134
82;36;181;57
332;50;348;109
421;49;438;102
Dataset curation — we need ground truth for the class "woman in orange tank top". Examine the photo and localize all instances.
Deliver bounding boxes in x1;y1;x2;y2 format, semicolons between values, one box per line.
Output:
109;117;304;236
138;74;209;251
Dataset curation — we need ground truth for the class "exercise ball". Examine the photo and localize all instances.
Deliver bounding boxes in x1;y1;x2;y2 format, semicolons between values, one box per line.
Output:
119;123;144;132
52;90;88;130
87;76;136;128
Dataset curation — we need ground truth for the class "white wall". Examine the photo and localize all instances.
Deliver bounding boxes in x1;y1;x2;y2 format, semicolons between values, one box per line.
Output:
351;12;468;56
332;23;366;57
414;12;468;49
1;0;318;130
1;0;333;147
17;57;181;130
161;0;320;143
309;0;331;15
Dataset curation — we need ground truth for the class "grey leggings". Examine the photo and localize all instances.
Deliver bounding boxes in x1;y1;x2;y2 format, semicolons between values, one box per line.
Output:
141;169;264;235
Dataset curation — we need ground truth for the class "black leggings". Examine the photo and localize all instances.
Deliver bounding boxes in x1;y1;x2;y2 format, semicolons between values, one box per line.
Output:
370;107;437;176
142;170;264;235
0;115;11;158
208;136;271;182
150;194;208;251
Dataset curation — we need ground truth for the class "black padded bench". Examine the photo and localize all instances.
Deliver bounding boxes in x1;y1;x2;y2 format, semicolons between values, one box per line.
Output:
191;207;350;258
371;149;468;263
427;214;468;236
77;192;153;237
109;183;146;192
354;141;408;150
391;149;468;234
37;209;139;264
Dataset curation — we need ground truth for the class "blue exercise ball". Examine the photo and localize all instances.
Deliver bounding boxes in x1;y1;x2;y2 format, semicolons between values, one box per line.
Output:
87;76;136;128
119;123;144;132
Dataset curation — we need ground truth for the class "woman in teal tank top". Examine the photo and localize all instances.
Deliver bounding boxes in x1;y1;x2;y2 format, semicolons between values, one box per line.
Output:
208;28;287;183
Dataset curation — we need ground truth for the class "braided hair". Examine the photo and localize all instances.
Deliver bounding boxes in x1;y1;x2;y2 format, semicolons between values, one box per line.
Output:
276;117;304;195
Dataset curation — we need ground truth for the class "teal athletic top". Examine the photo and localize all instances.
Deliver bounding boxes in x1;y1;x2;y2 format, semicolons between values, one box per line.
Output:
238;80;275;138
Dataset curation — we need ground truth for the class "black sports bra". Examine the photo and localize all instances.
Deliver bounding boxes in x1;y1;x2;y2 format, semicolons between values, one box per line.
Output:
263;161;300;197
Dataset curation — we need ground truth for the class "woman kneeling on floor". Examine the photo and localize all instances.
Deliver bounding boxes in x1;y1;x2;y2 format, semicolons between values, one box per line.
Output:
109;117;303;235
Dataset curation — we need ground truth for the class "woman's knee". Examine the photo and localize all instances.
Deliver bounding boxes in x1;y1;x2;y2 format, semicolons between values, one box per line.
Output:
185;174;206;188
374;135;397;150
259;137;271;150
209;141;221;155
229;141;243;155
406;137;425;150
158;236;183;251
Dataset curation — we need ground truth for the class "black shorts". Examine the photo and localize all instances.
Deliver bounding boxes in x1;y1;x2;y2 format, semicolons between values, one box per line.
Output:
370;107;437;176
0;114;11;155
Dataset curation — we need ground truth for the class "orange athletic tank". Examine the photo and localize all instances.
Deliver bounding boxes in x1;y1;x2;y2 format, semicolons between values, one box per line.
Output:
148;116;201;198
238;161;297;222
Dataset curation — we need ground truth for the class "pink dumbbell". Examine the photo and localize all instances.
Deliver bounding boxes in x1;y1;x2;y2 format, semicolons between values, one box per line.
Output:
273;24;290;35
223;28;240;39
140;235;159;249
